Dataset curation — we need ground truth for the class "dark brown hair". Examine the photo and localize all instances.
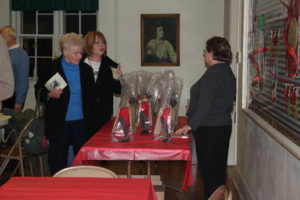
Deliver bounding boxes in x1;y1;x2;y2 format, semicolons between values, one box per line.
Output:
206;36;232;64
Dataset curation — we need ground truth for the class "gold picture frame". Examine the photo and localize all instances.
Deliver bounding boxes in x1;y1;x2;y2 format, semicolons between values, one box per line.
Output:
141;14;180;66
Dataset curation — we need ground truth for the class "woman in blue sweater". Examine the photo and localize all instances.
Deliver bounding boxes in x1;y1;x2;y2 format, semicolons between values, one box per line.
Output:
35;33;95;175
176;37;236;199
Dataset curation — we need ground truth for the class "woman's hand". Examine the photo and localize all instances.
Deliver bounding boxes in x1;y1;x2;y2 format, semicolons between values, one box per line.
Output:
115;64;123;77
175;125;192;135
113;63;123;79
48;89;63;99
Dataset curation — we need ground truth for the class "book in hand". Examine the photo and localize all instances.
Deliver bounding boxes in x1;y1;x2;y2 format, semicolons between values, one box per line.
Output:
45;73;67;91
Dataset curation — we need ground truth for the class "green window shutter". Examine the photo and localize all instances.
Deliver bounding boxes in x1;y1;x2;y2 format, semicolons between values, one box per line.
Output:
11;0;98;11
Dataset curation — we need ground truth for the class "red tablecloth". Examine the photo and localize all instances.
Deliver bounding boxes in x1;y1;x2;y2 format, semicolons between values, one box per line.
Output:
0;177;157;200
72;116;192;191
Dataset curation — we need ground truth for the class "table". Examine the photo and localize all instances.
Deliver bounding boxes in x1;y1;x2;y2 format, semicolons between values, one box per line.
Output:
0;113;11;127
72;116;192;191
0;177;157;200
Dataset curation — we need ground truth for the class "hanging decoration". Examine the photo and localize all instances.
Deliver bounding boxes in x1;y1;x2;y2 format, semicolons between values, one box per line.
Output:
248;14;268;98
290;85;299;120
284;84;299;119
269;29;280;102
247;0;300;146
269;0;299;82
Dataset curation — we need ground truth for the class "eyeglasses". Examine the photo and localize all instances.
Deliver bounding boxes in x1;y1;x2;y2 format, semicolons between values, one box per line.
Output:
70;51;83;57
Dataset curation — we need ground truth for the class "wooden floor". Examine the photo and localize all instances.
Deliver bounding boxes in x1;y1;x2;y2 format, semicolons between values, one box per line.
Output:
0;159;241;200
101;161;241;200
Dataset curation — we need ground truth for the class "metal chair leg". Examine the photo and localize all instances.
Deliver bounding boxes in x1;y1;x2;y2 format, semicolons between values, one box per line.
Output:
39;155;44;177
127;160;131;178
19;159;25;176
29;159;33;176
147;161;151;179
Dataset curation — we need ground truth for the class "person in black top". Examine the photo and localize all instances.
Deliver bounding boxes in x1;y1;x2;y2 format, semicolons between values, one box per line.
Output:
35;33;96;175
83;31;122;134
176;36;236;199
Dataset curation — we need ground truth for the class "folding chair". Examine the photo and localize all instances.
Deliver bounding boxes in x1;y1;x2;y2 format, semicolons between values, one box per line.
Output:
53;165;118;178
0;93;48;178
0;118;34;177
208;185;232;200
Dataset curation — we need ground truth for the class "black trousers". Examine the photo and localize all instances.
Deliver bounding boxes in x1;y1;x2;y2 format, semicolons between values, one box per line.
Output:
48;119;87;175
2;95;16;109
193;125;232;200
2;95;25;110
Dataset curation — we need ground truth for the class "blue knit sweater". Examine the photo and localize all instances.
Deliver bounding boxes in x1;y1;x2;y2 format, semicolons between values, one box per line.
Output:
61;57;83;121
8;45;29;105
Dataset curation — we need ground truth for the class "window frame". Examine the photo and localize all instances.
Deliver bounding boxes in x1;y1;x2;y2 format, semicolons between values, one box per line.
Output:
11;10;98;79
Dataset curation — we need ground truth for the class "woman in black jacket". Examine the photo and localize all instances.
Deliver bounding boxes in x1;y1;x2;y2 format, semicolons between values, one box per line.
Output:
35;33;96;175
83;31;122;133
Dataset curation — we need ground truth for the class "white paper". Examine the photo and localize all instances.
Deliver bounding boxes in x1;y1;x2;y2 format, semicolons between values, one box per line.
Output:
45;73;67;91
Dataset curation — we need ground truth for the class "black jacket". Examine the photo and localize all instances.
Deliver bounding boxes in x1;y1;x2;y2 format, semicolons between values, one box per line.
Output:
35;56;96;140
81;55;121;132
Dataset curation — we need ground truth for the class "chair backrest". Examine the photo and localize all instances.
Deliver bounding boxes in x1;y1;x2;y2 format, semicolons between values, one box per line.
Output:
53;165;118;178
208;185;231;200
0;118;34;176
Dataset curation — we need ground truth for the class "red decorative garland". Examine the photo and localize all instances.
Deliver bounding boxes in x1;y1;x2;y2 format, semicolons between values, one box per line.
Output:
270;0;300;82
248;48;269;97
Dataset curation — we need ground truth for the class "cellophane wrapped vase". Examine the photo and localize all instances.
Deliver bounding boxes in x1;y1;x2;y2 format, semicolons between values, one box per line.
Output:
136;70;153;134
146;72;163;117
154;70;183;142
112;72;138;143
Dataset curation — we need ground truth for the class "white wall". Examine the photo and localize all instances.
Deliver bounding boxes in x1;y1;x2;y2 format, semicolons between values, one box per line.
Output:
0;0;10;27
223;0;242;165
99;0;225;116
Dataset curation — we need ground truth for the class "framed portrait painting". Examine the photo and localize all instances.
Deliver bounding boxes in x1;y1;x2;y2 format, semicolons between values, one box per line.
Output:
141;14;180;66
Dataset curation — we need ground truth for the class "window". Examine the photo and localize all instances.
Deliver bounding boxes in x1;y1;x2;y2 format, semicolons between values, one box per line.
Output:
243;0;300;147
12;10;97;78
19;11;54;78
64;11;97;35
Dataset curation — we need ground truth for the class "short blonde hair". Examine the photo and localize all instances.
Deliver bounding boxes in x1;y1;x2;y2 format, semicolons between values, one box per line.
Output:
60;33;84;52
0;26;17;39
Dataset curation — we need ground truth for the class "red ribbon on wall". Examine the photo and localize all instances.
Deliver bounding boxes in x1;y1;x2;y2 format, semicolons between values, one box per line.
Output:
270;0;300;82
248;47;269;97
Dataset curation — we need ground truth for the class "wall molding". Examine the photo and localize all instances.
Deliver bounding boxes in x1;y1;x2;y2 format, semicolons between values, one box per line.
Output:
231;167;255;200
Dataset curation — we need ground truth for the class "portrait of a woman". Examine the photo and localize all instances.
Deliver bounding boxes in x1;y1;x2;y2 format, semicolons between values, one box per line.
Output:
141;14;179;66
144;22;177;63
